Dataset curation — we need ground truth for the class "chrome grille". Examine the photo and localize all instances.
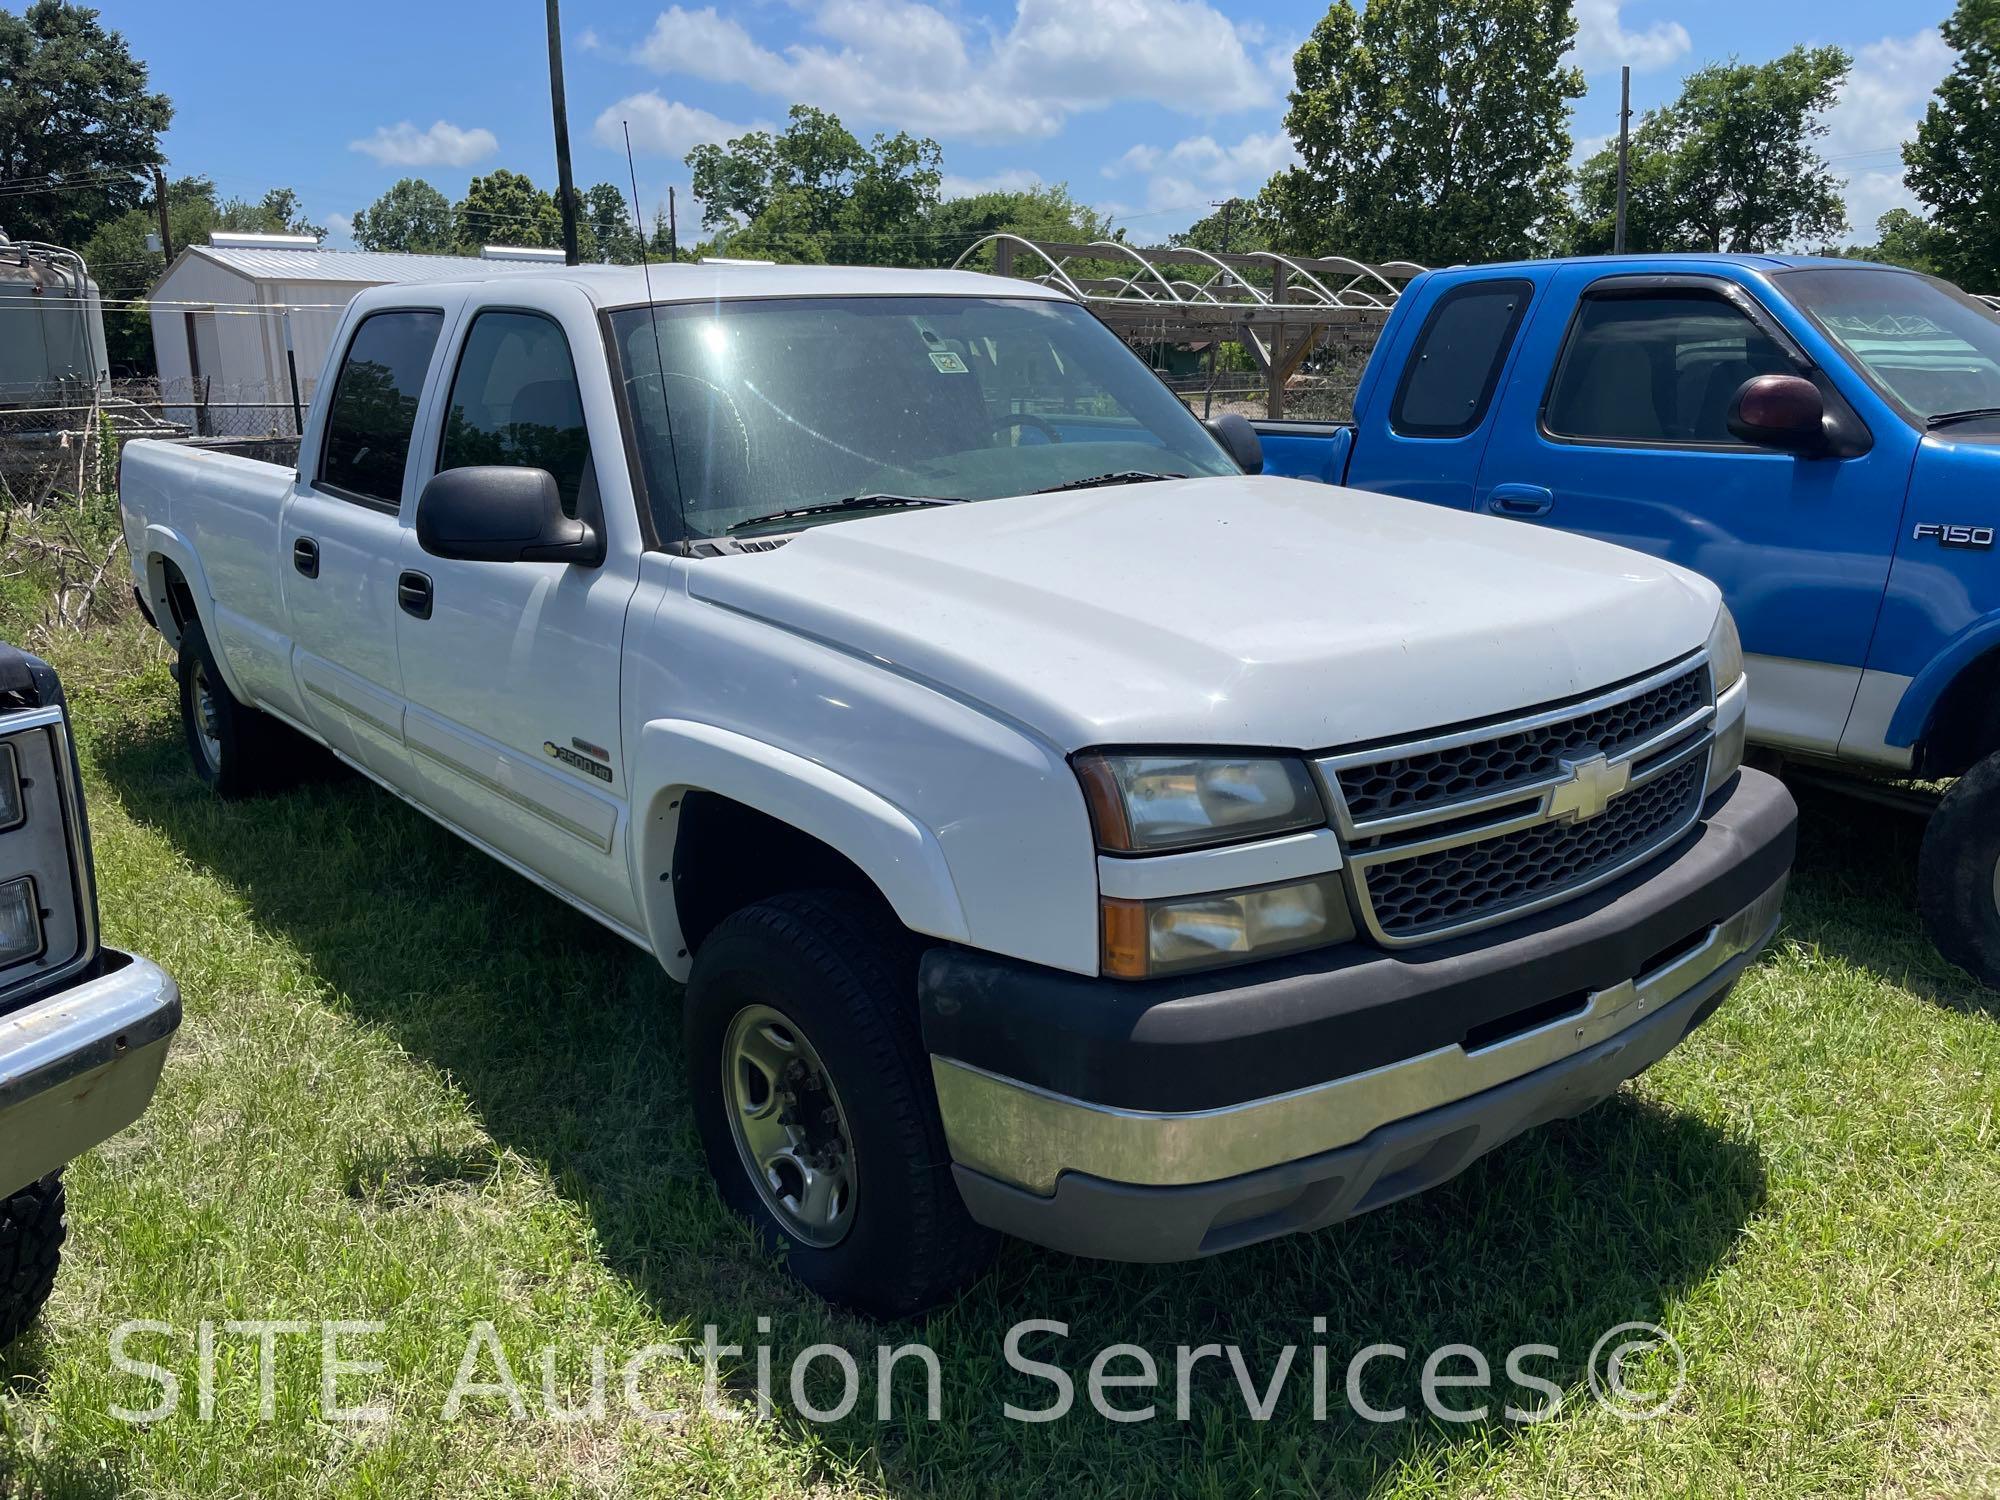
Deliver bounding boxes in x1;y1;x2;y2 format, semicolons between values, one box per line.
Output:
1335;664;1708;825
1358;757;1705;941
1318;655;1716;947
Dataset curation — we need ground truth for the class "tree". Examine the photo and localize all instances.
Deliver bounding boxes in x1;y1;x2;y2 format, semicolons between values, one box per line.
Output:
351;178;452;252
1173;198;1274;255
0;1;171;247
1260;0;1582;265
685;105;943;265
1574;47;1850;254
1905;0;2000;289
254;186;323;240
919;183;1113;268
1835;208;1949;276
452;169;562;253
581;182;642;263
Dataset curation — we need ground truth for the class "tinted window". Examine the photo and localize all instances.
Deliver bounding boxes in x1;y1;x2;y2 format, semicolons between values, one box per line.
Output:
1390;279;1532;437
1544;291;1794;445
438;311;591;517
318;311;443;505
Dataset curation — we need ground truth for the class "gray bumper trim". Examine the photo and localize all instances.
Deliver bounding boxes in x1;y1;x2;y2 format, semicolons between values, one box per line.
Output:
0;950;181;1198
952;928;1763;1264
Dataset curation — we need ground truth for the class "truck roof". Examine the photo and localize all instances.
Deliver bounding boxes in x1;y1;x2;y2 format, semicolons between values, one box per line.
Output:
367;261;1067;308
1433;251;1906;278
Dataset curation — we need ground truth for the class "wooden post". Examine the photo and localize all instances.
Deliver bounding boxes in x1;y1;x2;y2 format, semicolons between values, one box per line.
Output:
993;238;1014;280
1266;267;1291;419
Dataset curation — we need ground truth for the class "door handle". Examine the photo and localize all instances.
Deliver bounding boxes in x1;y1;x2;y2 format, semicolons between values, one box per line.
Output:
397;570;433;620
292;536;319;577
1485;484;1555;518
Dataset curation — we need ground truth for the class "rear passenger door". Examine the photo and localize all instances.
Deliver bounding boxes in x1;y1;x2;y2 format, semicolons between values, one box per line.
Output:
393;301;643;931
1475;270;1915;757
281;307;445;780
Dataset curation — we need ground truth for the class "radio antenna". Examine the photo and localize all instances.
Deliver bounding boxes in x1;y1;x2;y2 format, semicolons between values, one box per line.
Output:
623;120;690;551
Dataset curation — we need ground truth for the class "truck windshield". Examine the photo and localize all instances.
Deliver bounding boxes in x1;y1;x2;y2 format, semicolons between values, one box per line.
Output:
607;295;1239;541
1772;267;2000;425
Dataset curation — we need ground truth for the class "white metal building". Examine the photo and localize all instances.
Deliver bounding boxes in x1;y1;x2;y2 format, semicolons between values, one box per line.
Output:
147;235;564;423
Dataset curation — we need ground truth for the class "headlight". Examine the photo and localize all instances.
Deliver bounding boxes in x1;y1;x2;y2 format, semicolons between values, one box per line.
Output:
1707;606;1744;693
1074;753;1325;853
1101;873;1351;978
0;876;42;967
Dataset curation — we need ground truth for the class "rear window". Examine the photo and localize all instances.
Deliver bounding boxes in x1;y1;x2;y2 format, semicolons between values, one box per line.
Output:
1390;279;1533;438
318;310;444;507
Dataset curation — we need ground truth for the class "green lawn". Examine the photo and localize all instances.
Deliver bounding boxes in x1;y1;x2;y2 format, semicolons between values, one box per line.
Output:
2;617;1997;1498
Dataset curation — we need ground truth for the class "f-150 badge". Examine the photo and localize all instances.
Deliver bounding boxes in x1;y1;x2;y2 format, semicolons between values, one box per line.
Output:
1913;523;1995;549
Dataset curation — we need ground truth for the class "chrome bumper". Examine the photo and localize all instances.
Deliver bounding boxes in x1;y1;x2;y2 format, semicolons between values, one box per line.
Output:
0;951;180;1198
934;876;1785;1197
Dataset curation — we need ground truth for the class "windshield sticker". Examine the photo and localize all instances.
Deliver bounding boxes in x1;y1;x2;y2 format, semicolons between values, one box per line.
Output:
929;351;969;374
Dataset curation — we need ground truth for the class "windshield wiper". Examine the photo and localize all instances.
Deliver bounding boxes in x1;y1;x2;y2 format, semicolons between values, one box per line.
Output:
1926;407;2000;429
1032;470;1187;494
727;493;967;533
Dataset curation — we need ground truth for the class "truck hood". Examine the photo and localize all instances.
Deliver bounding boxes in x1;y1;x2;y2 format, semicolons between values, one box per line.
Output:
687;476;1720;752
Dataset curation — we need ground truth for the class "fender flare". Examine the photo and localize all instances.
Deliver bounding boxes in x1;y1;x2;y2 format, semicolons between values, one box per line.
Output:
630;718;970;978
1886;613;2000;748
139;524;254;703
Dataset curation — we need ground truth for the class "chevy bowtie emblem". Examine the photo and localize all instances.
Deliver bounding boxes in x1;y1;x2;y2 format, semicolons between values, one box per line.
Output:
1547;752;1630;823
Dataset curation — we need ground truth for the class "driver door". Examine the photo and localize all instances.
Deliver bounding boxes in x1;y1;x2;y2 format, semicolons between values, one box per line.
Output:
1474;269;1918;756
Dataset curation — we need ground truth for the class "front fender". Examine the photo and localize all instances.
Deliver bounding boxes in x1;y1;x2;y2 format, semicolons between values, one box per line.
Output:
631;718;970;981
1886;612;2000;748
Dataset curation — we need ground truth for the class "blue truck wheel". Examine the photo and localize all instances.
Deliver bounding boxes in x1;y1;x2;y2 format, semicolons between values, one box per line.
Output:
1919;750;2000;991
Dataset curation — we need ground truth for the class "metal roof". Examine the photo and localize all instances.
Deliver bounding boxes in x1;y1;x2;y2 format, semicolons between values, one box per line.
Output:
179;244;566;284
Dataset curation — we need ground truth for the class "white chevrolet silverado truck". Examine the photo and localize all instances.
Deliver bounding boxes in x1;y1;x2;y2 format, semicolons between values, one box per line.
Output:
120;263;1797;1315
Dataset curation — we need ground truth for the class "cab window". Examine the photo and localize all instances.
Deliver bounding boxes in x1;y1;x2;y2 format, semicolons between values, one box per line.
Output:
317;310;444;507
438;310;591;517
1544;290;1795;446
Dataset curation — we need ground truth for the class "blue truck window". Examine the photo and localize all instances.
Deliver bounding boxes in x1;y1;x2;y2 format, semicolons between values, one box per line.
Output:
1543;291;1792;447
1389;279;1532;438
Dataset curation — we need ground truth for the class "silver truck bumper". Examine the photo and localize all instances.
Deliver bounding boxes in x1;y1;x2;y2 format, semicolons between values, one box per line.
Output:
939;876;1784;1262
0;952;180;1199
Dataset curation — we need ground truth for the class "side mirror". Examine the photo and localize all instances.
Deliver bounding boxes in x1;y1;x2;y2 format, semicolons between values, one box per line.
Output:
1206;412;1264;474
415;467;601;565
1727;374;1829;456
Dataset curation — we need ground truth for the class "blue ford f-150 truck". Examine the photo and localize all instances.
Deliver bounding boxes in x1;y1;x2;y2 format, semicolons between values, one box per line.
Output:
1252;254;2000;985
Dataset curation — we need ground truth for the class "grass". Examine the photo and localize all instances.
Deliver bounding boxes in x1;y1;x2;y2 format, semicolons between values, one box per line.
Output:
0;610;1997;1497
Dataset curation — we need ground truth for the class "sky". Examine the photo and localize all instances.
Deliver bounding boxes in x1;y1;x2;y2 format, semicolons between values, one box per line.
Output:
83;0;1956;255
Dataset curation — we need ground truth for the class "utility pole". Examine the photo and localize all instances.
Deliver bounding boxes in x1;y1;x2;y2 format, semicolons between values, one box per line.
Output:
668;186;679;263
152;166;173;262
1202;198;1236;420
1613;65;1631;255
546;0;581;265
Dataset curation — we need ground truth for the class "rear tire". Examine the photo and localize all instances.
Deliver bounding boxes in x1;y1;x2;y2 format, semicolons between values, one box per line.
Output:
178;616;292;798
1919;749;2000;989
0;1173;66;1349
684;891;997;1317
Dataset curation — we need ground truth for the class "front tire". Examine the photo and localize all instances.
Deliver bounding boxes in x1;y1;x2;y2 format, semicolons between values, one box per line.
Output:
1919;749;2000;989
177;616;291;798
0;1173;66;1348
685;891;996;1317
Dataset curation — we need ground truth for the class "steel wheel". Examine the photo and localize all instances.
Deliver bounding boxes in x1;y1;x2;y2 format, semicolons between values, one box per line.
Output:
721;1003;857;1248
188;656;223;775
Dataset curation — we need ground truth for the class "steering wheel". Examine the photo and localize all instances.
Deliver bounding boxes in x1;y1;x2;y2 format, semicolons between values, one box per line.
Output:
988;412;1064;444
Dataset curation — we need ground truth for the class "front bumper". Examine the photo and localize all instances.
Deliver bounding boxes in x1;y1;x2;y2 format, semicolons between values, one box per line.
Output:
920;767;1795;1262
0;951;181;1199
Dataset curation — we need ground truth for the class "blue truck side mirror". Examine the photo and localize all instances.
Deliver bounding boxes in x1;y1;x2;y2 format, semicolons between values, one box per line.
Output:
1727;374;1829;456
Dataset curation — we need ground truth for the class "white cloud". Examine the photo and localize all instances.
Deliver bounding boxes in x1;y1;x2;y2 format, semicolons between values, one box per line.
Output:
348;120;498;169
594;92;749;158
627;0;1274;142
1100;128;1298;225
1822;28;1953;241
1569;0;1689;72
940;168;1046;199
324;211;354;247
